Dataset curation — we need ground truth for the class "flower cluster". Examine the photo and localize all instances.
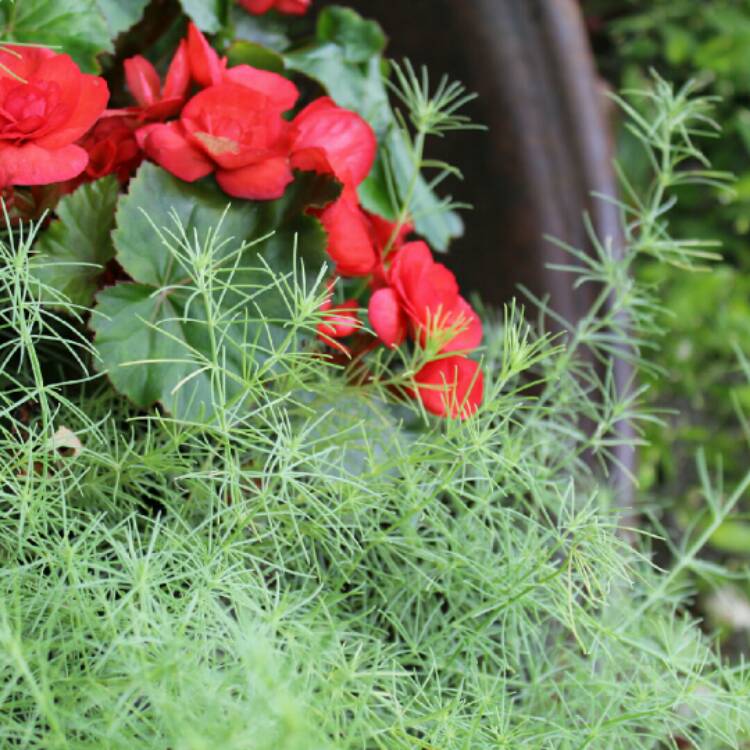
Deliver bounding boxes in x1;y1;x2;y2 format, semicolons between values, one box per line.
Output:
0;7;482;419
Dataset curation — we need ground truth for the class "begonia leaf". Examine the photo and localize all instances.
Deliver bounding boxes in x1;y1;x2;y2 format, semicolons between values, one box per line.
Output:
284;6;463;251
32;176;120;307
95;0;150;38
227;40;285;73
0;0;112;72
317;6;386;64
112;162;258;287
179;0;225;33
231;6;292;52
92;163;338;418
92;281;250;419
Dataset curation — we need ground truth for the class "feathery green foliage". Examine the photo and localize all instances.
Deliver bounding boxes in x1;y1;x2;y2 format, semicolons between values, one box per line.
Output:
1;76;749;749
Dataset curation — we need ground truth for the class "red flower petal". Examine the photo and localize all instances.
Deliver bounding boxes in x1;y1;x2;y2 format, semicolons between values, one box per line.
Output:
223;65;299;112
414;356;483;419
389;241;435;304
137;121;214;182
181;82;293;170
0;45;55;83
0;142;89;185
367;211;413;254
187;22;226;87
276;0;311;13
368;287;407;348
318;299;361;339
318;192;377;277
290;146;334;176
33;61;109;149
292;97;376;188
163;40;191;101
124;55;160;107
441;296;484;353
238;0;276;12
215;156;293;199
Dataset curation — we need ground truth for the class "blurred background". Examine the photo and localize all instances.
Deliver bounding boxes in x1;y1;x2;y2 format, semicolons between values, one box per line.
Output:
321;0;750;658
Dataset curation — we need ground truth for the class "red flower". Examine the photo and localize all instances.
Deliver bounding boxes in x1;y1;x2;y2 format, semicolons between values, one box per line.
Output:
186;22;226;88
369;241;482;353
414;356;483;420
0;46;108;187
318;299;361;340
123;40;190;121
291;97;377;276
137;66;299;199
238;0;311;15
69;113;142;188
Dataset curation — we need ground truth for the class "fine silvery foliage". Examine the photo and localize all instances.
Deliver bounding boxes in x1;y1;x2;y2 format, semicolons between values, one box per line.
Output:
0;78;749;749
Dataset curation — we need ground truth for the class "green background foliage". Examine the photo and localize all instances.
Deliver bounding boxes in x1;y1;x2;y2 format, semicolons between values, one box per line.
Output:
586;0;750;630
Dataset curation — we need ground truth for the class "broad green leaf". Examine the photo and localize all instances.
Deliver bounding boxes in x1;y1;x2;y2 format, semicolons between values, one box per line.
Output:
113;162;258;287
92;282;249;418
227;40;285;73
179;0;224;33
95;164;338;417
33;176;120;307
317;6;386;64
0;0;112;72
231;6;292;52
95;0;149;38
285;6;463;251
358;153;398;221
285;45;391;135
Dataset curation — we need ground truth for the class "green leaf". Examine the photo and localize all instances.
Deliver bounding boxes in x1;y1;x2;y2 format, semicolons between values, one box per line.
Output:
113;162;259;287
358;153;398;221
0;0;112;72
94;164;337;417
179;0;223;33
285;44;391;135
227;40;285;73
317;6;386;64
32;177;120;307
92;282;249;418
95;0;149;38
284;6;463;251
231;6;292;52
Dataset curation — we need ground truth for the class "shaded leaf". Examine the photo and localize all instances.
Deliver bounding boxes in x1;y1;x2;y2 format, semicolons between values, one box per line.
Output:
317;6;386;64
179;0;224;33
227;39;285;73
113;162;258;287
231;6;292;52
95;0;149;38
33;176;120;307
0;0;112;72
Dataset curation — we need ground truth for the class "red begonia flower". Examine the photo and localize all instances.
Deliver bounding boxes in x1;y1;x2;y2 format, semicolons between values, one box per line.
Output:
291;97;378;276
239;0;311;15
66;113;142;190
368;212;413;258
317;187;378;276
317;298;361;341
124;40;190;121
186;22;227;88
292;97;377;189
414;355;483;419
137;69;299;199
0;46;109;187
368;287;407;348
387;241;483;353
